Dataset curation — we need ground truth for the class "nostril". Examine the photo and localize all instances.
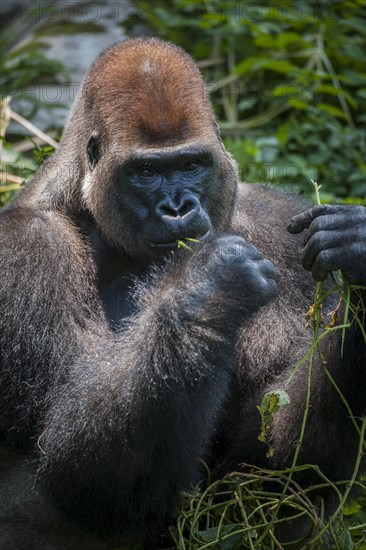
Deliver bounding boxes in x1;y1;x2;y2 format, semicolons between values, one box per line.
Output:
156;196;200;220
179;200;195;217
161;204;179;217
156;200;179;218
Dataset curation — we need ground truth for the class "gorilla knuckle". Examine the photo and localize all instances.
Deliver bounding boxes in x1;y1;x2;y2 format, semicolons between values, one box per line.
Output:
310;229;329;250
223;243;265;271
259;258;276;279
353;205;366;221
238;258;276;296
312;204;332;217
215;235;246;251
211;236;251;265
316;248;333;269
309;216;325;234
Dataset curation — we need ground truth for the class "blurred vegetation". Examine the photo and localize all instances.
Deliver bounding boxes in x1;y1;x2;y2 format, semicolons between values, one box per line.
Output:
1;0;366;205
125;0;366;203
0;16;65;206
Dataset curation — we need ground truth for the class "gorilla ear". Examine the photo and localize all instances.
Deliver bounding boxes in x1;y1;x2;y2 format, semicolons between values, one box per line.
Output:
213;120;224;146
213;120;221;138
87;132;101;170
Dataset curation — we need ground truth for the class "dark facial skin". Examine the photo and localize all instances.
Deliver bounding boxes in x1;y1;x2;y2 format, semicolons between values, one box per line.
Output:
87;142;216;261
125;147;213;248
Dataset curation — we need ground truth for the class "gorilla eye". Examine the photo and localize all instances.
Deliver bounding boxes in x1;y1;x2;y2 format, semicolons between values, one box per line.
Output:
138;167;155;178
87;133;101;170
185;161;200;171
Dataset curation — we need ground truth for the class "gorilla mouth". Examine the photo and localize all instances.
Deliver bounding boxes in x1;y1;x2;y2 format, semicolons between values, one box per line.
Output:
149;230;211;249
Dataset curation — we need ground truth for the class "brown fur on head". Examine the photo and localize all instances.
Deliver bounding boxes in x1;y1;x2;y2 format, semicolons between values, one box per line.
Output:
83;38;217;148
32;38;238;259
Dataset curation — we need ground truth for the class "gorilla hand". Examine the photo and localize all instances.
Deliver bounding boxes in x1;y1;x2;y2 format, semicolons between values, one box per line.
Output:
287;205;366;284
209;236;277;307
183;236;277;328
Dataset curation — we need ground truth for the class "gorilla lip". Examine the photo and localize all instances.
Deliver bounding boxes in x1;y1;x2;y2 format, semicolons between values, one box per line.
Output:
149;230;211;249
149;241;179;249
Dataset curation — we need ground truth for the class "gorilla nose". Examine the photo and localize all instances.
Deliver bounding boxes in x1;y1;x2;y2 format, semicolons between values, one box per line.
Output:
156;196;201;223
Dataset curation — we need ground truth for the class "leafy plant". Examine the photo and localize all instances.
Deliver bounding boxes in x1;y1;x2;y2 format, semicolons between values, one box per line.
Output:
0;9;64;206
124;0;366;202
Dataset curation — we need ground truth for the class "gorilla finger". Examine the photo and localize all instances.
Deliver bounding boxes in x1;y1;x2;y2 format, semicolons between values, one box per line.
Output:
225;243;262;265
220;242;249;264
301;230;338;270
250;272;277;304
316;204;366;218
287;210;314;234
304;213;353;243
287;204;341;234
244;244;263;261
260;276;278;302
310;248;354;282
311;250;334;282
215;236;249;258
258;259;276;279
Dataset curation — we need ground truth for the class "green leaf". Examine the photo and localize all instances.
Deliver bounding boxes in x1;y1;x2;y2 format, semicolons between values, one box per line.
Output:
254;32;303;50
289;99;309;110
234;57;267;76
257;390;291;457
198;524;243;548
315;84;357;109
317;103;348;120
277;124;289;148
235;57;296;77
262;60;297;74
336;528;355;550
343;501;362;516
277;32;304;49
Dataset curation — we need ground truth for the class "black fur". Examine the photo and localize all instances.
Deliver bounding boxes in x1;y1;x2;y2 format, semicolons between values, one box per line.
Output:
0;39;365;548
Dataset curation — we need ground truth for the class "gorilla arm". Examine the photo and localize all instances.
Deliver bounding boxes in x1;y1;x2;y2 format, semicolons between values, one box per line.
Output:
0;207;107;430
218;191;366;484
0;203;275;544
262;203;366;478
0;210;245;544
31;236;275;543
287;203;366;421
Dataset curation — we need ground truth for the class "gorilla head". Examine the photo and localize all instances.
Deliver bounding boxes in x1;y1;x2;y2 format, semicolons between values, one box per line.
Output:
43;39;239;263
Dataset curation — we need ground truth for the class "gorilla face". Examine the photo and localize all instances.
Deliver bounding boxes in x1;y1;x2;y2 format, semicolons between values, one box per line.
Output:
85;136;233;262
74;38;239;263
120;145;214;253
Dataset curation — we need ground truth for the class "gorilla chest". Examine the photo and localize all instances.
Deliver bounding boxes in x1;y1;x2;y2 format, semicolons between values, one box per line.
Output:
91;241;148;328
99;275;138;328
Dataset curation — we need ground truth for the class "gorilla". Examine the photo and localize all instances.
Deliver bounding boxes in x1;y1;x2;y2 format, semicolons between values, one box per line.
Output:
0;38;365;548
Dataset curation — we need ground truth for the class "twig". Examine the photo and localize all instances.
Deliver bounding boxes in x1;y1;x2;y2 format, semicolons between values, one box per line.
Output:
10;110;59;149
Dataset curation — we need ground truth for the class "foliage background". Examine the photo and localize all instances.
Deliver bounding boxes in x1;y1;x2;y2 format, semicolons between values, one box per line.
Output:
1;0;366;205
124;0;366;203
